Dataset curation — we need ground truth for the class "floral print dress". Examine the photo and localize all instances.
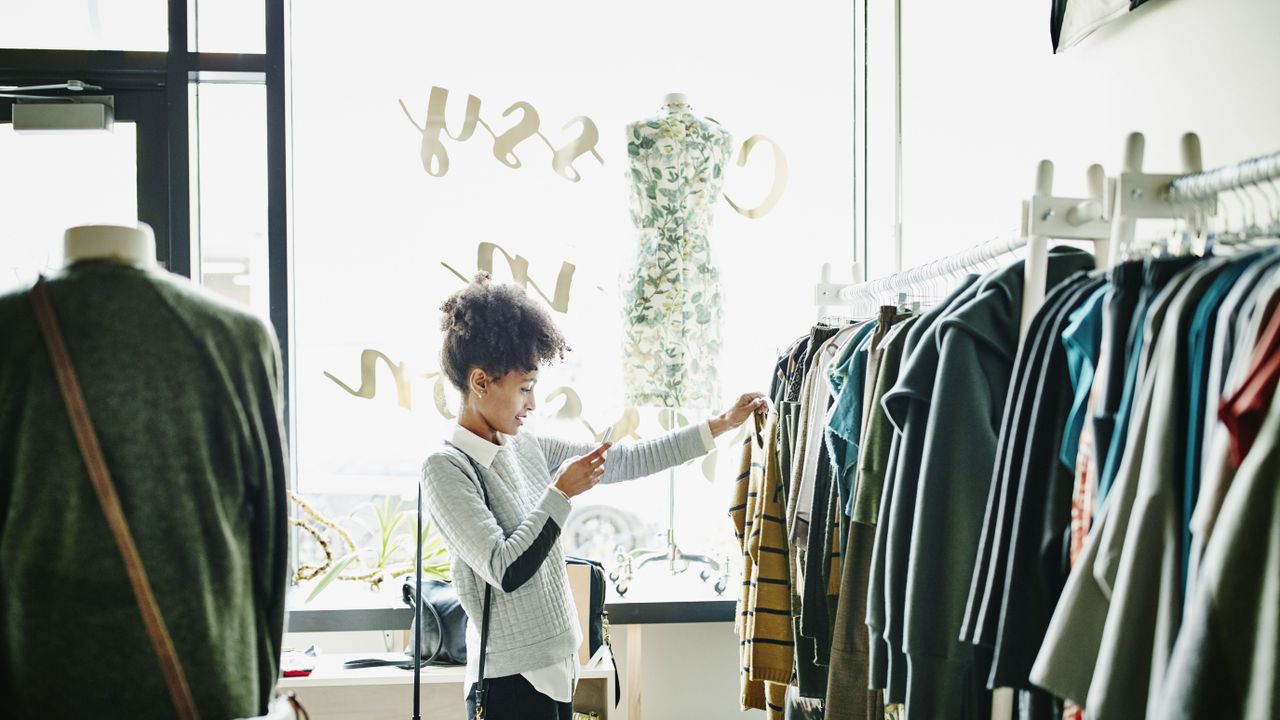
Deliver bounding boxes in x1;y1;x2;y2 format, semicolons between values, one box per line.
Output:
622;105;732;409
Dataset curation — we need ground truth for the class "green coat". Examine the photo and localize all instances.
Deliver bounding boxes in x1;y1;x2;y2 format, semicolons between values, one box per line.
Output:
0;261;288;719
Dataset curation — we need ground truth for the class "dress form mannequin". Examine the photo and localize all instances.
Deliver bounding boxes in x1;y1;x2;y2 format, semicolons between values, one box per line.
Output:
621;93;731;409
618;95;731;590
63;223;157;270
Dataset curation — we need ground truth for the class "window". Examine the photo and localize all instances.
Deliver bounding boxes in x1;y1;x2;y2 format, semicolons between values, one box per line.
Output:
0;123;138;294
291;2;855;601
192;0;266;54
0;1;167;51
192;82;270;317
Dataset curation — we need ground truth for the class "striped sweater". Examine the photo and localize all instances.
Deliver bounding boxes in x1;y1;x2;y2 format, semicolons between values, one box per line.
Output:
730;410;793;719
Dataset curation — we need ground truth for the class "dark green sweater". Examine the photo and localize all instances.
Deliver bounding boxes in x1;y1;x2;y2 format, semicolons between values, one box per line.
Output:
0;261;287;719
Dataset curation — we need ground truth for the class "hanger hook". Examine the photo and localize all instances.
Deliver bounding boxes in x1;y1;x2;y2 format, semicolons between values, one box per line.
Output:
1236;184;1258;231
1244;182;1271;233
1264;177;1280;225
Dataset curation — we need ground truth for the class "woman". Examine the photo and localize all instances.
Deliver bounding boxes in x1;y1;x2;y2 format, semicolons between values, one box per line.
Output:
422;273;765;720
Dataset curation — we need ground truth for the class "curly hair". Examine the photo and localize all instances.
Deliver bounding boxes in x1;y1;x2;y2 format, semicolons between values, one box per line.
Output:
439;272;571;393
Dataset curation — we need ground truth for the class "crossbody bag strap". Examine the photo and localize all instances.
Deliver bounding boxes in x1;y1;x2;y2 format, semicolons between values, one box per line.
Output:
30;278;200;720
448;445;495;720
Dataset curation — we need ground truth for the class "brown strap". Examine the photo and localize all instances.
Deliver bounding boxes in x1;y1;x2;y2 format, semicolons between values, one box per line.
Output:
30;278;200;720
284;692;310;720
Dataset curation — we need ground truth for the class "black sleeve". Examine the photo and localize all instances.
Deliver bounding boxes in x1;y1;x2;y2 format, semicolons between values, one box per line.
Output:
500;518;563;592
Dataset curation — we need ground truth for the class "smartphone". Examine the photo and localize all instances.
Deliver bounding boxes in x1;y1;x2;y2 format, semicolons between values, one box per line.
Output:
600;425;615;445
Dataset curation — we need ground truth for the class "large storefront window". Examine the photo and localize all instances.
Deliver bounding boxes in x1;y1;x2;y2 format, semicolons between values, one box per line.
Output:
291;2;854;601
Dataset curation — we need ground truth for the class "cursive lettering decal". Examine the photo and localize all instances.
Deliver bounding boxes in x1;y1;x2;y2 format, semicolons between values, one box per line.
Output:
401;86;604;183
441;241;575;314
323;349;415;409
401;86;783;214
552;116;604;182
724;134;788;219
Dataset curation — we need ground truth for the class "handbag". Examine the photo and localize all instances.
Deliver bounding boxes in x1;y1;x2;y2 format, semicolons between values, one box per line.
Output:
565;555;621;708
403;577;469;665
564;556;611;661
29;278;307;720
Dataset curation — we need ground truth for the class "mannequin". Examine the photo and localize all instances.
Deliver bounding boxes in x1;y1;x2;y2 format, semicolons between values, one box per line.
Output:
618;94;733;587
0;220;287;716
621;93;732;410
662;92;689;108
63;223;157;269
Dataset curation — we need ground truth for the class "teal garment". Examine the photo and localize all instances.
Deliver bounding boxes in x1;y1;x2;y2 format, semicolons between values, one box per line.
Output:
1059;284;1108;469
852;316;917;526
1097;256;1200;502
827;322;870;399
0;262;288;719
825;322;878;519
1182;253;1264;593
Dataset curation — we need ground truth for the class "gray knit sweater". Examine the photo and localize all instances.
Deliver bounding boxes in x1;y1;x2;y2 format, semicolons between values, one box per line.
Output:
421;423;709;679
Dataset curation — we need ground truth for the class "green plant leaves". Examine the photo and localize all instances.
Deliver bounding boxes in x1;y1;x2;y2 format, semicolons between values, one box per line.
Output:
307;551;359;602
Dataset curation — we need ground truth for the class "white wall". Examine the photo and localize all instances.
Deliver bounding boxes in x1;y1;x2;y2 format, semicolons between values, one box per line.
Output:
892;0;1280;272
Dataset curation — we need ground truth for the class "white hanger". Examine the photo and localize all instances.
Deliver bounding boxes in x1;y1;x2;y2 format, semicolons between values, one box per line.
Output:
63;223;157;270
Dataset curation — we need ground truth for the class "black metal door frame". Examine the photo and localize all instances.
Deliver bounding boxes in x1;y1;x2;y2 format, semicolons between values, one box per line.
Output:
0;0;293;441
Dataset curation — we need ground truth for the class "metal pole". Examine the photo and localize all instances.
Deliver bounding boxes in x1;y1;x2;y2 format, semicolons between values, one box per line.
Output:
666;407;677;573
413;485;423;720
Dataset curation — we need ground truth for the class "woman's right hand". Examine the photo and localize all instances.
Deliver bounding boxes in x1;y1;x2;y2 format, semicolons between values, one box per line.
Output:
554;443;612;499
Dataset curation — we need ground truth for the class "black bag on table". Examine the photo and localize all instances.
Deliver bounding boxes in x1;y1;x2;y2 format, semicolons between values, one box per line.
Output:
403;577;469;666
564;556;612;661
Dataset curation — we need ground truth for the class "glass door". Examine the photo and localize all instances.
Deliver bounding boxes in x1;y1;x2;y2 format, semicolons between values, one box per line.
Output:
0;85;171;294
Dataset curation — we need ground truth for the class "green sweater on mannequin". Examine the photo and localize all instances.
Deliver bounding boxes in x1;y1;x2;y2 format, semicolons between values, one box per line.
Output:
0;261;288;719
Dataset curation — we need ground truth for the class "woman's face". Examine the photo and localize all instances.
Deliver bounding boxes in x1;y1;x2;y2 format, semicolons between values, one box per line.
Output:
475;369;538;436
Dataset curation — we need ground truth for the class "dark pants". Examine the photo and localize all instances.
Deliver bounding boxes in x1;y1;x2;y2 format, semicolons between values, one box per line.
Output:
465;675;572;720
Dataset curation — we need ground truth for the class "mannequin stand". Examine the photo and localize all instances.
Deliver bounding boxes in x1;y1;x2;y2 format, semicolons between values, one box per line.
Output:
609;407;728;596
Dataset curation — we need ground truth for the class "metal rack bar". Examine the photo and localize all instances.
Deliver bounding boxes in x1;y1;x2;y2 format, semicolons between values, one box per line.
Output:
1166;151;1280;203
836;235;1026;302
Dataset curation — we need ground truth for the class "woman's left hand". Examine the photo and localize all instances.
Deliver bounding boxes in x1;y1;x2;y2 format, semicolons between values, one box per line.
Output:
710;392;769;437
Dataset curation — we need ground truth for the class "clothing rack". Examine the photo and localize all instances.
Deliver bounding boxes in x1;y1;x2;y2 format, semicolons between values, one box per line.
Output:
798;132;1280;720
